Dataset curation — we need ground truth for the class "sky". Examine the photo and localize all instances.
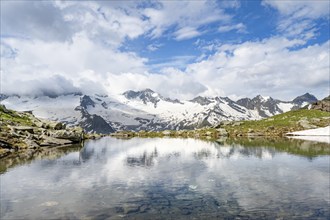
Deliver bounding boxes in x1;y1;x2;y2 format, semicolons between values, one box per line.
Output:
0;0;329;101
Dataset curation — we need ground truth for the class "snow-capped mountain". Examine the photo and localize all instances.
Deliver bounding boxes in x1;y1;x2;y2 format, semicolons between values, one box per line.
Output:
0;90;317;133
236;93;317;117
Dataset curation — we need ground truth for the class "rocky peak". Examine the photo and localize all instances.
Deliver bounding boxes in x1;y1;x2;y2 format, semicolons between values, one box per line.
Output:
80;95;95;109
236;98;254;110
252;95;271;103
237;95;281;117
292;93;318;105
190;96;213;105
0;94;8;102
123;89;161;108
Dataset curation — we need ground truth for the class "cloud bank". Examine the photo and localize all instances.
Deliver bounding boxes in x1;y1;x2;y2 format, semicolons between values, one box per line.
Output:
0;0;329;100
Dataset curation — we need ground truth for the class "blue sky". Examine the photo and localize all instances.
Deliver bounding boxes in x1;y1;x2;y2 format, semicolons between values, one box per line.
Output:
0;0;329;100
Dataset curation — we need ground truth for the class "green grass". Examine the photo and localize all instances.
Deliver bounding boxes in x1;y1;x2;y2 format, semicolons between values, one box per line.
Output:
0;106;33;126
223;109;330;136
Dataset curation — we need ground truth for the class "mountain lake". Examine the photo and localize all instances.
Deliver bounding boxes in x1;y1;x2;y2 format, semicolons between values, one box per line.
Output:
0;137;329;219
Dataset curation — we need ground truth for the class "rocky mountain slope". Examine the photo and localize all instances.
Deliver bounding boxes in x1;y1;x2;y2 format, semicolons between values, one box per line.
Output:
0;105;83;157
236;93;317;117
0;90;319;133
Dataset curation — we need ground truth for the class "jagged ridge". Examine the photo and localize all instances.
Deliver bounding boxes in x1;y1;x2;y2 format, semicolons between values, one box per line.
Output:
0;90;321;133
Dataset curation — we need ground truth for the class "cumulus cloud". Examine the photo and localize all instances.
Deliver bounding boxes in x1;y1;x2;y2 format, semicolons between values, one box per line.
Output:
1;35;328;100
184;38;329;100
0;1;328;100
0;34;147;95
2;75;81;97
0;1;76;42
105;69;206;100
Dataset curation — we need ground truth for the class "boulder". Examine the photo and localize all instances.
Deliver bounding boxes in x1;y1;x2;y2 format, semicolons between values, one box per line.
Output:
205;131;213;136
39;135;73;146
232;122;242;126
298;119;317;129
49;129;83;142
216;128;228;137
162;130;171;136
55;122;66;130
11;126;34;134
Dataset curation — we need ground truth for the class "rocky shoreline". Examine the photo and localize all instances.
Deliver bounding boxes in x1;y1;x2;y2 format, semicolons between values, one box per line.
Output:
0;105;84;158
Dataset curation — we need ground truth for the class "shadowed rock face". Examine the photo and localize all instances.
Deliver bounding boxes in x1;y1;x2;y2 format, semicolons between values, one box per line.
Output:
80;112;115;134
237;93;318;117
72;95;115;134
123;89;161;108
311;96;330;112
80;95;95;108
292;93;318;106
190;96;213;106
237;96;282;117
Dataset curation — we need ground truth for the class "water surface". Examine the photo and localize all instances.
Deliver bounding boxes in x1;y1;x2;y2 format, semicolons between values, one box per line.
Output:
1;137;329;219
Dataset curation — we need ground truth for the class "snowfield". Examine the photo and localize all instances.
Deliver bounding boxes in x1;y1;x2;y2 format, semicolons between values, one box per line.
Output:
287;126;330;136
287;126;330;144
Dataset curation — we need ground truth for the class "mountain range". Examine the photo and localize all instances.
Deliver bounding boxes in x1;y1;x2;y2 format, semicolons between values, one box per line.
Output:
0;90;318;133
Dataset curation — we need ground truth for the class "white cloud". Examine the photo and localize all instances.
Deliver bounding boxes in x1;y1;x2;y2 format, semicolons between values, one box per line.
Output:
1;1;328;101
218;23;246;33
174;27;202;41
144;0;231;39
262;0;330;39
149;56;196;71
146;43;163;51
2;35;328;100
183;38;329;100
1;34;147;96
1;34;204;99
1;1;236;45
0;1;76;42
262;0;329;18
105;69;206;100
0;1;150;47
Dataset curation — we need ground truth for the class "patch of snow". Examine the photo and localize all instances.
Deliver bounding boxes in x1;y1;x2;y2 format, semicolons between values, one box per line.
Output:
301;101;310;107
261;96;270;101
287;126;330;136
277;102;294;113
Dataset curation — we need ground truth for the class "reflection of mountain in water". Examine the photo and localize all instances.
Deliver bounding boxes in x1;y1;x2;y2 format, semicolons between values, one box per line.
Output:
119;137;329;168
127;148;158;167
1;137;328;174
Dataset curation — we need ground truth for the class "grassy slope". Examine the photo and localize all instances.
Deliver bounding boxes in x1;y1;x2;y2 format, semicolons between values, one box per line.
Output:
223;109;330;136
0;105;33;126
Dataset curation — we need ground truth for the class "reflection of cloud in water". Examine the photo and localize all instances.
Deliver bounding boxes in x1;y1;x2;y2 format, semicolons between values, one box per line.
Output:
1;137;329;219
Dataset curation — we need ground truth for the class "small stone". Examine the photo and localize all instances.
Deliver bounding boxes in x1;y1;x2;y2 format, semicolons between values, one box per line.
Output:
162;130;171;136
